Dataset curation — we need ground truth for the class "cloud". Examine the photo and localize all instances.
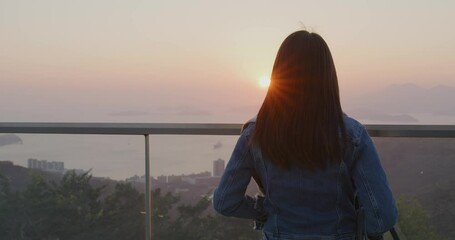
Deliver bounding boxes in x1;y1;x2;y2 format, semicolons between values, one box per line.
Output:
348;109;419;123
108;110;150;117
157;106;212;116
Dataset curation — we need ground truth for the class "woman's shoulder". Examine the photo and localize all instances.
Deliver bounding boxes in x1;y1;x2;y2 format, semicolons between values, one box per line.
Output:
241;116;257;135
343;114;363;128
343;114;366;144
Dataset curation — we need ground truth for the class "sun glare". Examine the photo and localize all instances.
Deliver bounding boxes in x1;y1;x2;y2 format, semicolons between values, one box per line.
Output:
259;76;271;89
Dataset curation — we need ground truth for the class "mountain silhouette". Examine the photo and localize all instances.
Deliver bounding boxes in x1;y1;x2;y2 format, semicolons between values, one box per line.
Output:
344;83;455;123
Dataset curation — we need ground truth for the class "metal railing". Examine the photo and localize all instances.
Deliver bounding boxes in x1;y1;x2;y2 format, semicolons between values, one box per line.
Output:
1;122;455;137
1;122;455;240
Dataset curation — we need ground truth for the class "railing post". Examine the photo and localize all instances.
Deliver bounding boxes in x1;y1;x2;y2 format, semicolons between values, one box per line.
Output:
145;134;151;240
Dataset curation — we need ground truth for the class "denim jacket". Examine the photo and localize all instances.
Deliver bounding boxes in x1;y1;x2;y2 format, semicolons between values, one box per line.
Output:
213;115;398;240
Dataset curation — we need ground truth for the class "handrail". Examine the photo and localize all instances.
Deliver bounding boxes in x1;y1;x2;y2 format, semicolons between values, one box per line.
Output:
1;122;455;137
0;122;242;135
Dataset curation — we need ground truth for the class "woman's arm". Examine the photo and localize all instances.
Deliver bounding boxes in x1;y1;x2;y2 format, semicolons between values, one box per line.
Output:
353;126;398;236
212;131;264;219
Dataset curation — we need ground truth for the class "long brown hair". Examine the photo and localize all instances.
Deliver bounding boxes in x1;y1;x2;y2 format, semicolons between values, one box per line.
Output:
251;30;347;171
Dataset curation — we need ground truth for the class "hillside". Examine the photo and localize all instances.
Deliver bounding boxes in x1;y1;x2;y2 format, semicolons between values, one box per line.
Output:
344;83;455;123
0;134;22;147
375;137;455;238
0;162;119;197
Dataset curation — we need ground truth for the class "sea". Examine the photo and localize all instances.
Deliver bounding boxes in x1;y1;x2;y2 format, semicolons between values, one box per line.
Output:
1;113;454;181
0;134;238;180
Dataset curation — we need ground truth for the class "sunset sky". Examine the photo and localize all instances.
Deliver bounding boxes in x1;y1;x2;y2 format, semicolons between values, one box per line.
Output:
1;0;454;123
1;0;455;178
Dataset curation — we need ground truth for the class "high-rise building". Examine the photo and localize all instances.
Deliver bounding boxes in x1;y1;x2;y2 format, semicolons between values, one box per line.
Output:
28;158;38;168
213;158;225;177
157;175;167;183
28;158;64;173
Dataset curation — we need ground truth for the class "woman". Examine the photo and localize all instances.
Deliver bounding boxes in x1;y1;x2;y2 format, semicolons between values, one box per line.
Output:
213;30;397;240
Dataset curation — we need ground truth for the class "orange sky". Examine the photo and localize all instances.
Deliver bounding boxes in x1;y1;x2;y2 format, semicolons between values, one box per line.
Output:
1;0;454;123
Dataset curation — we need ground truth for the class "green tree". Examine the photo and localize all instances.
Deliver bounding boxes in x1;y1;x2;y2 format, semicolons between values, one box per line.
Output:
52;171;104;239
95;182;146;240
2;171;105;240
1;172;263;240
151;188;179;239
396;195;447;240
0;174;15;239
165;195;212;239
158;193;261;240
16;174;58;239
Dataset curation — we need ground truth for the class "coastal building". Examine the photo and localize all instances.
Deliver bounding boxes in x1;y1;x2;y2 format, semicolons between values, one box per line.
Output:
213;158;225;177
27;158;64;173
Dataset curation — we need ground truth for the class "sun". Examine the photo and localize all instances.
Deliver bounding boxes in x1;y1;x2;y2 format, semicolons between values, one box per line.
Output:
259;76;271;89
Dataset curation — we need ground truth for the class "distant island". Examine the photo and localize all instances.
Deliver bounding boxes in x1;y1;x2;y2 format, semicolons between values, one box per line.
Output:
0;134;23;147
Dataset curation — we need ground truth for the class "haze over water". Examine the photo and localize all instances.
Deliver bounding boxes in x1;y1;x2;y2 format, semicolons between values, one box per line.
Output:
1;0;454;179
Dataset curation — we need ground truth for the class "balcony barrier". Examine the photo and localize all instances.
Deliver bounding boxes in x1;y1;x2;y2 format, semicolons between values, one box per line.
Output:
1;122;455;240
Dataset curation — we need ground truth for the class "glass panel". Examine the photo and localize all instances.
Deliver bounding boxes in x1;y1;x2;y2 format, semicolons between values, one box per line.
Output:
149;135;261;239
375;137;455;240
2;133;454;239
148;135;455;239
0;134;146;239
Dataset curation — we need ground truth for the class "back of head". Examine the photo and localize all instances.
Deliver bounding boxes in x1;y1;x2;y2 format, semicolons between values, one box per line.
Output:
251;30;347;171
